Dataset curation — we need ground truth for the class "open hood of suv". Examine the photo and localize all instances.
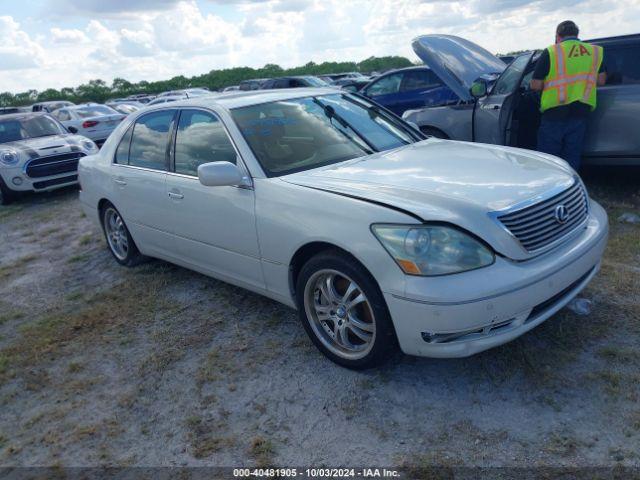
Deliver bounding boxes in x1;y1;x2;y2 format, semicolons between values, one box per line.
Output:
412;34;507;102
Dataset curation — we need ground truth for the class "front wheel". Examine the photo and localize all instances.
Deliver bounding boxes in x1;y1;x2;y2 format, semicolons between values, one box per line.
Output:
296;251;398;369
101;204;144;267
0;177;15;206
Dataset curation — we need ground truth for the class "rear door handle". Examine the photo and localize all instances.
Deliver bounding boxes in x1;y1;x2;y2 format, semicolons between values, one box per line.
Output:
168;191;184;200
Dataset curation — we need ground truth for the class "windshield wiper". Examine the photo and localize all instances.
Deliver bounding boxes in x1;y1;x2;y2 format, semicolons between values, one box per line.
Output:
311;98;377;153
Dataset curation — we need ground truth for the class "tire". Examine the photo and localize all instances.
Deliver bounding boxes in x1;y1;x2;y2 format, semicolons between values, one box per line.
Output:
100;203;144;267
295;250;398;369
420;127;448;139
0;177;15;206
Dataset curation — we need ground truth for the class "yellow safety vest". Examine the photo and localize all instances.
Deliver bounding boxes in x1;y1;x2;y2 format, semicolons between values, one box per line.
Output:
540;40;603;113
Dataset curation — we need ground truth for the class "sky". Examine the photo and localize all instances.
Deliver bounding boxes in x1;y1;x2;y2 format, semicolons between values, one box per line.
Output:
1;0;639;93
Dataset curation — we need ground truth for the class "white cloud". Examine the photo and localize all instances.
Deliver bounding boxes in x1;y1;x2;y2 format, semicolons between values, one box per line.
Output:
2;0;640;94
51;27;89;44
0;16;44;71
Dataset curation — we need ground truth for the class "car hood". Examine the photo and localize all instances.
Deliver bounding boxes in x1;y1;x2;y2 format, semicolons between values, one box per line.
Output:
412;34;506;102
282;139;576;260
1;134;90;159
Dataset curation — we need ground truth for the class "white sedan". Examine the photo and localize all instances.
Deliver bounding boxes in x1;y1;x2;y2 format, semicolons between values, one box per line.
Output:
78;89;608;369
52;105;125;146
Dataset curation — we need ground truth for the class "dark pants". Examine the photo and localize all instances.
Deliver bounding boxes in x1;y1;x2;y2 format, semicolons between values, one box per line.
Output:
536;115;588;170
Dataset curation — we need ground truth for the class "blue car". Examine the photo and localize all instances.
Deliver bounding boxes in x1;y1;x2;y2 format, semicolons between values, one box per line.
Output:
360;66;460;116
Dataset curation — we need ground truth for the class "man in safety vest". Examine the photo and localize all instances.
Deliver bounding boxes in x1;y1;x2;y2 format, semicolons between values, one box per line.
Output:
530;20;606;170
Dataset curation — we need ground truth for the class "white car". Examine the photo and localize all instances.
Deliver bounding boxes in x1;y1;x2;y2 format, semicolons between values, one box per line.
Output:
0;112;98;204
78;89;608;369
51;105;125;147
146;95;187;106
31;100;75;113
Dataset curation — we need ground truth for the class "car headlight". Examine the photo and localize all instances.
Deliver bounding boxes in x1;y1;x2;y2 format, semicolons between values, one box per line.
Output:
371;224;495;276
0;149;21;166
82;139;98;152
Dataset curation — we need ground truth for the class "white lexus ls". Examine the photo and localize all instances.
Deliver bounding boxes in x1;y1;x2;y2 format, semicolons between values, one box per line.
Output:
78;89;608;369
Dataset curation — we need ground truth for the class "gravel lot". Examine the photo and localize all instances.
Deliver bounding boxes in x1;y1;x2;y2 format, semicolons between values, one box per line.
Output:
0;167;639;472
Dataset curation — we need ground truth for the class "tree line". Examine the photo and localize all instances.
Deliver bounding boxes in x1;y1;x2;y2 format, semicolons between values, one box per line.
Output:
0;56;414;107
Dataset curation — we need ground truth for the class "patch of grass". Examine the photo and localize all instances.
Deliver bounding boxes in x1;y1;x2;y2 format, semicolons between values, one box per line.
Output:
64;291;84;302
78;234;93;246
39;224;61;234
67;253;91;264
249;436;276;467
0;305;25;325
588;370;622;397
544;432;584;457
186;416;235;459
0;272;173;383
597;346;640;364
0;254;38;279
67;361;84;373
0;204;24;221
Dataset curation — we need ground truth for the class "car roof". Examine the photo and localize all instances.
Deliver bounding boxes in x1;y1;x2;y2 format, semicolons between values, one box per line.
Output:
146;88;339;110
33;101;72;105
0;112;47;121
586;33;640;45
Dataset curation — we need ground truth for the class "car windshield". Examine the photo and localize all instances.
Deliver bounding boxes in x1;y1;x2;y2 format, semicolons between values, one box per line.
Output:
302;76;329;87
231;93;419;177
0;115;64;143
73;106;118;118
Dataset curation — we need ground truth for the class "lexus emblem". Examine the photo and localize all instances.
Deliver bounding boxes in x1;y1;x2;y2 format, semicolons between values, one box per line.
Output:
554;205;569;224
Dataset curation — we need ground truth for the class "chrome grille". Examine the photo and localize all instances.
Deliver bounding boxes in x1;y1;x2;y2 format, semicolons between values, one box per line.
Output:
25;152;85;178
498;181;588;253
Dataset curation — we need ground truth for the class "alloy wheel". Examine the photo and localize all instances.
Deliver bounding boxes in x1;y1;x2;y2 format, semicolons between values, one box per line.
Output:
303;269;376;360
103;207;129;261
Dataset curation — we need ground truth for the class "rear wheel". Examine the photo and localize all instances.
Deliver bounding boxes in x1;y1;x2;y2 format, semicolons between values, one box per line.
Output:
101;203;144;267
296;251;398;369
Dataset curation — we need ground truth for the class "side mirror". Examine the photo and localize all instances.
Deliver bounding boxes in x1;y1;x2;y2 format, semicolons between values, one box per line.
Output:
406;121;420;131
470;80;488;98
197;161;246;187
67;126;78;134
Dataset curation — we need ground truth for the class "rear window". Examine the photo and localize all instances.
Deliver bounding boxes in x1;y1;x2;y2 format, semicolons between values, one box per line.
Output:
74;106;118;118
128;110;174;170
401;70;441;92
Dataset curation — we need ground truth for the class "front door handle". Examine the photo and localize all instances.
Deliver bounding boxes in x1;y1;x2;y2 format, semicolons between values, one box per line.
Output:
168;191;184;200
114;178;127;186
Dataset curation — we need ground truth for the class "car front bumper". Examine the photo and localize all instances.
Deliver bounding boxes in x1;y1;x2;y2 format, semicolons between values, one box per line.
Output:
0;167;78;193
385;200;609;358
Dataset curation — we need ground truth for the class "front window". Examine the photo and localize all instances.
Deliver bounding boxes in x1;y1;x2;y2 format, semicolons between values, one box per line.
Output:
231;93;420;177
492;54;531;95
0;115;65;143
174;110;237;176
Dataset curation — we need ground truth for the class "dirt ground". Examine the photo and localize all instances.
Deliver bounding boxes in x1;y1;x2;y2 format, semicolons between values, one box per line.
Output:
0;167;639;471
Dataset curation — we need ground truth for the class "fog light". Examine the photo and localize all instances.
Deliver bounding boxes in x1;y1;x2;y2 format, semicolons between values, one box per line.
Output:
12;176;23;186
